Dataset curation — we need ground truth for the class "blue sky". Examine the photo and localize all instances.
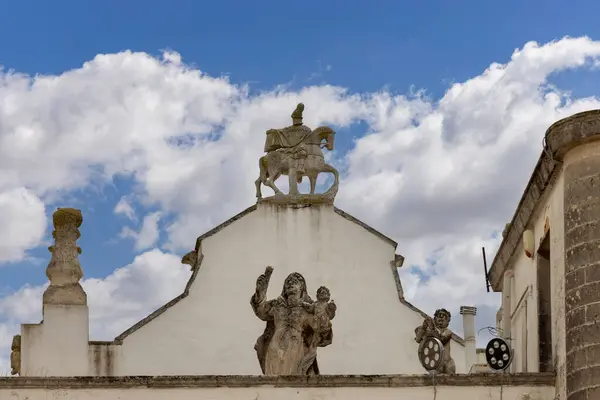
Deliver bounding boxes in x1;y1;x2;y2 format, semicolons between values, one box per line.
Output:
4;0;600;95
2;0;600;353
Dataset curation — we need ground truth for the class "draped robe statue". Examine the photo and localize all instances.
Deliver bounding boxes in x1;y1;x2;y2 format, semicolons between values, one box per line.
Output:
250;267;336;375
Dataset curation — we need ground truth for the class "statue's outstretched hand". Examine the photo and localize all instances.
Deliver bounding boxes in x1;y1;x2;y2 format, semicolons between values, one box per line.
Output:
255;266;273;297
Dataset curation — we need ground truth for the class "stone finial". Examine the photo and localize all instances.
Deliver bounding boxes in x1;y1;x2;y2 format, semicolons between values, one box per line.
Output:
10;334;21;375
42;208;87;306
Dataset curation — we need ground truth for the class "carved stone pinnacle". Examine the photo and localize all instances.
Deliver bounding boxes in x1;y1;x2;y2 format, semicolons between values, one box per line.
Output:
42;208;87;306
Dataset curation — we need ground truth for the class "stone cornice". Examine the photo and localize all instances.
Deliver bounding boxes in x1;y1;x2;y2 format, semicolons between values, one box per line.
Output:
545;109;600;159
0;373;555;389
488;110;600;290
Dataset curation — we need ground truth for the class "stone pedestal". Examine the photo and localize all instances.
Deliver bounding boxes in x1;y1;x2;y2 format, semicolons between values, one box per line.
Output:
21;208;90;376
546;110;600;400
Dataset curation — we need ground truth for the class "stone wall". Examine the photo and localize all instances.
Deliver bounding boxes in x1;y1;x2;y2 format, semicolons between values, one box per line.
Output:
561;145;600;400
545;110;600;400
487;109;600;400
0;374;555;400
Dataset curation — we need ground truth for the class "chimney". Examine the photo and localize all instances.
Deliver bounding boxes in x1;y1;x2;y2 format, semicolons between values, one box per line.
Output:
460;305;477;372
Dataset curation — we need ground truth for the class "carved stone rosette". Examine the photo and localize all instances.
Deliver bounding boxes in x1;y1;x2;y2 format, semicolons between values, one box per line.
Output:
42;208;87;306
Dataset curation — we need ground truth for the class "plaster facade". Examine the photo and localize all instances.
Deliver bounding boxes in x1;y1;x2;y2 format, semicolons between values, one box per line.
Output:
115;204;467;375
18;204;471;377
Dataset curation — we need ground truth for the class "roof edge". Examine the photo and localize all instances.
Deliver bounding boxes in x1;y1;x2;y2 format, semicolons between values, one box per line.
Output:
488;152;558;290
389;261;465;345
333;207;398;249
195;205;258;253
114;253;204;343
489;109;600;290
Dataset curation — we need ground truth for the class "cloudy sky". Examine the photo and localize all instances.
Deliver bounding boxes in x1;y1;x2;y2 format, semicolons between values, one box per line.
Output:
2;0;600;373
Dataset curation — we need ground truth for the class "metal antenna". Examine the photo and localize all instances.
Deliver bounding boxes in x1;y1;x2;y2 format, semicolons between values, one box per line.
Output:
482;247;490;292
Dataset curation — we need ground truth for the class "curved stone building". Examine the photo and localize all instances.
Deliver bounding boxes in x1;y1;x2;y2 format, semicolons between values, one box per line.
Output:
489;109;600;400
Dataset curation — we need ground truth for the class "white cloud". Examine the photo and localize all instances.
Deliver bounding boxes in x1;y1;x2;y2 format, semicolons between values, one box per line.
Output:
114;196;137;222
1;37;600;370
0;249;189;374
0;188;46;263
120;212;162;251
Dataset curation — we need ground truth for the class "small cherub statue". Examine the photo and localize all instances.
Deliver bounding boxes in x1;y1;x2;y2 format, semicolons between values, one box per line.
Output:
297;286;336;374
414;308;456;374
313;286;337;329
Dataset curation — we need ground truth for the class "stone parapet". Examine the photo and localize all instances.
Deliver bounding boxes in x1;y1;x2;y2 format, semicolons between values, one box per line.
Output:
0;373;555;389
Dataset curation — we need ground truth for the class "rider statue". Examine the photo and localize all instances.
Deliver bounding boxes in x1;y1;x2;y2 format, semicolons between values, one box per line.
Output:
264;103;311;176
256;103;339;202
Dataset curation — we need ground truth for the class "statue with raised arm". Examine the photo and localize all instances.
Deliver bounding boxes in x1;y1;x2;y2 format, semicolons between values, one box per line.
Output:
254;103;340;204
414;308;456;374
250;266;336;375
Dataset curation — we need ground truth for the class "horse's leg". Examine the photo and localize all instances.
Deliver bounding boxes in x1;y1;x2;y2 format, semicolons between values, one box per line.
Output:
264;162;283;196
309;174;317;195
255;157;266;200
322;163;340;195
288;168;300;196
255;177;262;200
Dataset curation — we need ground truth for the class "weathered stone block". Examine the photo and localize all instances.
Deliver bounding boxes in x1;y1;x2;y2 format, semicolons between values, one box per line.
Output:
586;262;600;284
566;346;587;372
586;302;600;324
565;220;600;249
586;343;600;364
566;325;583;353
567;365;600;397
565;174;600;209
566;242;600;272
567;368;587;396
566;282;600;309
565;199;600;230
566;308;585;334
565;268;586;292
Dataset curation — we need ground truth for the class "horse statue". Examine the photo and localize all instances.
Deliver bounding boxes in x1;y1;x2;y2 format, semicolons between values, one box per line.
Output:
254;104;339;202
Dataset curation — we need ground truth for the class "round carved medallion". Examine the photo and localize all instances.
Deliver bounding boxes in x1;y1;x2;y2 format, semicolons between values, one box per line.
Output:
485;338;512;371
418;337;444;371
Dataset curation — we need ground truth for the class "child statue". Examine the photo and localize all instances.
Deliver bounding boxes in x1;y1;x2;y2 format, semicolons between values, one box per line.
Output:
414;308;456;374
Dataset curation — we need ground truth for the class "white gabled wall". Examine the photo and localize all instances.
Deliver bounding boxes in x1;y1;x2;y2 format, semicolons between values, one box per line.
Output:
114;204;465;375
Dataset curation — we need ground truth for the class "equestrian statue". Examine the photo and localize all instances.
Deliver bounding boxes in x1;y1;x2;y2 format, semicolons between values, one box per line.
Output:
254;103;339;203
